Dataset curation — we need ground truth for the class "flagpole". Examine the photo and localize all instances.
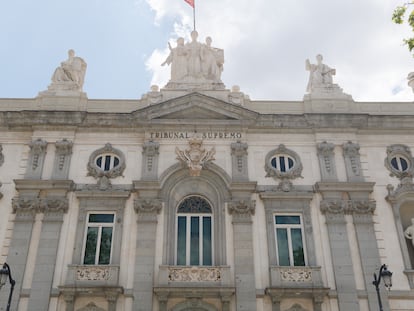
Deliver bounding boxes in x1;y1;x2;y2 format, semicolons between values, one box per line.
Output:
193;0;196;31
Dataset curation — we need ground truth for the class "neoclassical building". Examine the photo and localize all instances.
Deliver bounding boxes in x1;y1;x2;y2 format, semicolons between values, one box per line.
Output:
0;37;414;311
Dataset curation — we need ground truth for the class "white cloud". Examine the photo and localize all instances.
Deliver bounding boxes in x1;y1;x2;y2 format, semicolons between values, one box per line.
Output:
145;0;414;101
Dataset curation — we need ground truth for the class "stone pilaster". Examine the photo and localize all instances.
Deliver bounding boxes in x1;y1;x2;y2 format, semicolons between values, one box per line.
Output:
228;199;257;311
25;138;48;179
352;202;390;311
132;198;162;311
320;199;360;311
231;141;249;181
52;139;73;179
1;198;37;311
28;197;69;311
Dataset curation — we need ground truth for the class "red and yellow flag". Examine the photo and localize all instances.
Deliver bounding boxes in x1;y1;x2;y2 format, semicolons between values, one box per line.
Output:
184;0;194;8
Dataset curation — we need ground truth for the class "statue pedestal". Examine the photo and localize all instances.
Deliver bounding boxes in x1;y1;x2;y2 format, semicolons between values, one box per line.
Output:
304;84;354;113
37;89;88;111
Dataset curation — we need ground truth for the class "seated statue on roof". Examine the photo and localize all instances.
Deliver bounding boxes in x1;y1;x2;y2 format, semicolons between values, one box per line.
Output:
49;49;87;92
305;54;336;93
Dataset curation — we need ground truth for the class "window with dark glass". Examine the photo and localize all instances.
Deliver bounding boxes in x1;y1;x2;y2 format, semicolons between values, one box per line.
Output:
95;154;120;172
390;155;409;172
275;214;306;266
83;213;115;265
271;155;295;173
176;196;213;266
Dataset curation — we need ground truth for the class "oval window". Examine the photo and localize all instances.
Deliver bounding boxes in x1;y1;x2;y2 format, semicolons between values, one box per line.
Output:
95;154;120;172
390;156;409;172
271;155;295;173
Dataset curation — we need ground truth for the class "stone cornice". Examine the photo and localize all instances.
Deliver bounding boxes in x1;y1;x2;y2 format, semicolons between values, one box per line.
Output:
3;109;414;132
14;179;74;191
259;190;314;202
315;181;375;194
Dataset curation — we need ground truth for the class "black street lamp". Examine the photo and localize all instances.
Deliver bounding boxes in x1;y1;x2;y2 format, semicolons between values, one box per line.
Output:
372;264;393;311
0;263;16;311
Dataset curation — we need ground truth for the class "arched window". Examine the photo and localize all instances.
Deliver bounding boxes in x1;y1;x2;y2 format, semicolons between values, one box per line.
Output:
176;196;213;266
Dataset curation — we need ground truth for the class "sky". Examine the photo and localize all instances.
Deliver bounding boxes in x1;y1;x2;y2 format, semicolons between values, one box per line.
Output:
1;0;414;102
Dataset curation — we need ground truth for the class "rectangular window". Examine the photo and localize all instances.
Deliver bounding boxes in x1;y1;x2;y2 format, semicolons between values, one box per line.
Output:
274;214;306;266
83;213;115;265
176;214;212;266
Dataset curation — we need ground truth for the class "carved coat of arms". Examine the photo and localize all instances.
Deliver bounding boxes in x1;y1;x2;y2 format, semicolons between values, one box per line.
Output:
175;138;215;176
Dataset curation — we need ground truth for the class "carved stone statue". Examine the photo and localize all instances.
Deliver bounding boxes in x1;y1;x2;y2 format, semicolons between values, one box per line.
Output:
306;54;336;93
49;49;87;91
405;218;414;247
162;37;188;82
162;31;225;90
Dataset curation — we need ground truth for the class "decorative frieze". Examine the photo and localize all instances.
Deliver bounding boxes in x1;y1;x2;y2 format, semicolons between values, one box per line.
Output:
320;199;375;215
12;197;69;214
175;137;215;176
76;266;111;281
280;267;313;283
168;267;221;282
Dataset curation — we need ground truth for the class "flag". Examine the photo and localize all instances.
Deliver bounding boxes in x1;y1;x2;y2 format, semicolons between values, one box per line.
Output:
184;0;194;8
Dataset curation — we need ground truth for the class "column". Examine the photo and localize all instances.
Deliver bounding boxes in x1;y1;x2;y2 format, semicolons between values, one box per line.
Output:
28;197;68;311
133;198;162;311
228;200;257;311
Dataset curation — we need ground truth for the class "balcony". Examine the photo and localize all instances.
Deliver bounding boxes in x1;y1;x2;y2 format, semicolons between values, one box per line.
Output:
270;266;324;288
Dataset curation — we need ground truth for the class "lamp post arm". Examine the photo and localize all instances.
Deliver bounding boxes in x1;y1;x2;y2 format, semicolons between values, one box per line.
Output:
3;263;15;311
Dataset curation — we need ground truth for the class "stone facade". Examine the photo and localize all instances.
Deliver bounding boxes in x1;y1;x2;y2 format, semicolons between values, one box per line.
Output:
0;44;413;311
